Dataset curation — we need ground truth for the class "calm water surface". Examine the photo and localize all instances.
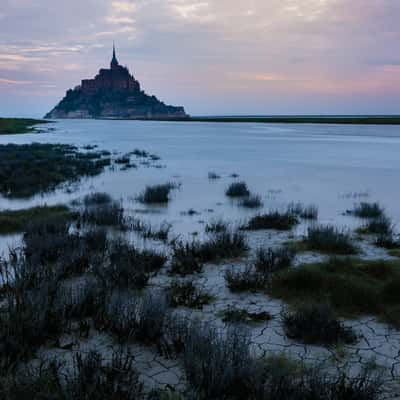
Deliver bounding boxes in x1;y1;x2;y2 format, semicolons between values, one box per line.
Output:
0;119;399;246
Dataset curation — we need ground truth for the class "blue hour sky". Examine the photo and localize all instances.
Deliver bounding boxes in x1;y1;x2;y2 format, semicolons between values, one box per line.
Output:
1;0;400;117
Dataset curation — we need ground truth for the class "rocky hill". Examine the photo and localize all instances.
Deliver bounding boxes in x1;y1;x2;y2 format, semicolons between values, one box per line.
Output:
46;45;187;119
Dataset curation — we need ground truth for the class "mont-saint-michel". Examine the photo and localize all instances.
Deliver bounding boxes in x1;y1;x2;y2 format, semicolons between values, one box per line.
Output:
45;45;187;120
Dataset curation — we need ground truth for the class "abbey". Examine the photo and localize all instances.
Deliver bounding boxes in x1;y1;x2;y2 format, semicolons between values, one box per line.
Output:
45;44;187;119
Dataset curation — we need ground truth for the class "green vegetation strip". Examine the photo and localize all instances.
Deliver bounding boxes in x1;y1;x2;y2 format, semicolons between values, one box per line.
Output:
0;205;73;234
0;143;111;198
269;257;400;328
0;118;50;134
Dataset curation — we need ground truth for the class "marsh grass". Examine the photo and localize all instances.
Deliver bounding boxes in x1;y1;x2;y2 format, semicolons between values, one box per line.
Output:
94;240;166;290
57;278;105;321
80;200;125;228
183;324;254;400
130;217;171;242
166;279;213;309
244;210;299;231
224;265;266;292
350;202;385;219
283;303;358;345
200;230;248;261
22;217;109;279
239;194;263;209
181;322;382;400
0;143;110;198
269;257;400;327
225;181;250;197
2;349;143;399
0;252;64;371
138;182;178;204
288;202;319;220
358;215;394;236
0;117;49;134
104;291;168;345
224;246;295;293
169;241;204;275
304;225;358;254
0;205;74;234
253;246;296;274
170;229;248;275
205;219;228;233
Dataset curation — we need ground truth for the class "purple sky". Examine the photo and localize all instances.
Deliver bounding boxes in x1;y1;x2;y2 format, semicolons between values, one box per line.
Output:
1;0;400;117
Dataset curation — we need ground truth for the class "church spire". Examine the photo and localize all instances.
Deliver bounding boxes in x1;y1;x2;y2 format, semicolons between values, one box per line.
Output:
111;41;119;69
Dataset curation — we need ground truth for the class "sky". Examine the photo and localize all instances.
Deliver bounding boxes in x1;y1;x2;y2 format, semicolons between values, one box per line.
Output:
1;0;400;117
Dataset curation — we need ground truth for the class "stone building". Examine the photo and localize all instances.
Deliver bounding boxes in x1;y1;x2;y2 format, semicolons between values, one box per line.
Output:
46;44;187;119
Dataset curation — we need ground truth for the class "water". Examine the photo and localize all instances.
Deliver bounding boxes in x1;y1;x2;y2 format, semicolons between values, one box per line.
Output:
0;119;399;243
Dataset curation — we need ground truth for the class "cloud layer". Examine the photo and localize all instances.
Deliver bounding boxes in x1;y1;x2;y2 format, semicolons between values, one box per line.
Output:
1;0;400;116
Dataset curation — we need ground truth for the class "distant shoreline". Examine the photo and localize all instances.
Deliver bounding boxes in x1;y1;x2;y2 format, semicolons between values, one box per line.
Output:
140;115;400;125
88;115;400;125
4;116;400;130
0;118;50;134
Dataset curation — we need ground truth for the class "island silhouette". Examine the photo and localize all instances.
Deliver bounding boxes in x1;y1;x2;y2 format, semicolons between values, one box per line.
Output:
45;43;187;119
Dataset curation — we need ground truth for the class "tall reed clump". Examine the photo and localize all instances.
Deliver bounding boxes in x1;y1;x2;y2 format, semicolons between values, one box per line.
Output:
166;279;213;309
93;239;167;291
137;182;178;204
351;202;385;219
305;225;358;254
0;251;64;371
102;291;168;345
1;349;144;399
224;246;296;292
283;303;358;345
244;210;299;231
80;198;125;228
225;182;250;197
170;228;248;275
287;202;319;220
239;194;263;209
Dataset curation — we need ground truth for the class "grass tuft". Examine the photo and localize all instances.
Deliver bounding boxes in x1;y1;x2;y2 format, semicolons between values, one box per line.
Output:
283;303;358;345
130;218;171;242
225;181;250;197
137;182;178;204
166;279;213;309
80;199;125;227
170;229;248;275
244;210;299;231
288;202;319;220
305;225;358;254
350;202;385;219
239;194;263;209
359;215;394;236
224;265;266;292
